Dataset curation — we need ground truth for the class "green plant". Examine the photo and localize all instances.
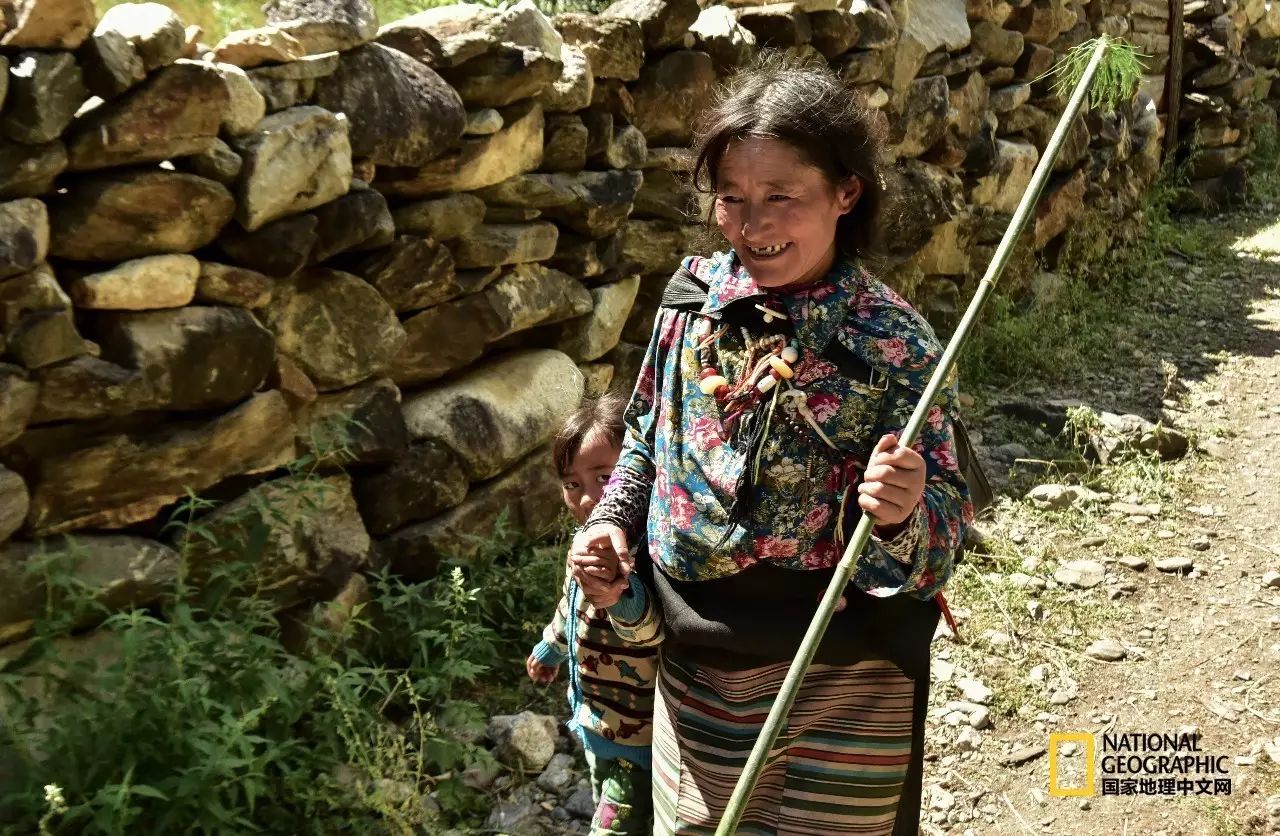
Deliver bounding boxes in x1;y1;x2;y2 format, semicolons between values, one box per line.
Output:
0;422;569;833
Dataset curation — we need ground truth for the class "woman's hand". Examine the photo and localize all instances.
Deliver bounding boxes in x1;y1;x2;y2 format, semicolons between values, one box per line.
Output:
857;433;926;527
526;654;558;685
570;524;631;608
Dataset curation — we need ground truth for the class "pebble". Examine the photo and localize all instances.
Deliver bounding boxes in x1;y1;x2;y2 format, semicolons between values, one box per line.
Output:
994;442;1032;462
1002;745;1047;765
983;629;1013;647
933;660;956;682
1156;556;1196;574
1190;536;1212;551
1156;529;1177;540
1079;798;1092;811
1030;788;1048;806
1054;559;1106;589
956;678;993;705
1029;663;1051;684
1111;501;1162;517
1119;555;1149;571
969;707;992;730
1085;639;1127;661
1234;669;1252;681
564;786;596;820
536;754;578;794
956;727;983;752
1262;570;1280;589
930;786;956;812
1079;535;1107;548
1028;600;1044;618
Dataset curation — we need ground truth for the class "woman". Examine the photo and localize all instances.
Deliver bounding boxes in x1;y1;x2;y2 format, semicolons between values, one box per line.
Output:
573;56;973;835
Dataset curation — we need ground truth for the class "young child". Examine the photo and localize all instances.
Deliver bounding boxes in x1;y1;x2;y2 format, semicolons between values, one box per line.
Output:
527;392;660;836
570;55;973;836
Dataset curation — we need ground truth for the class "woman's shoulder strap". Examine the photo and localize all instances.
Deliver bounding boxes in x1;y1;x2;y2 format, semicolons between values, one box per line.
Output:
660;265;710;311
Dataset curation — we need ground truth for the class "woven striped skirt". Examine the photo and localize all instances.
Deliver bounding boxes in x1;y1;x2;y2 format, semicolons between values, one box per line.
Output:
652;653;924;835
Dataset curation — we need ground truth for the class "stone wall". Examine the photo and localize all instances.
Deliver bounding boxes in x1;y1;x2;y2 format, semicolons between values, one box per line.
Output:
0;0;1275;644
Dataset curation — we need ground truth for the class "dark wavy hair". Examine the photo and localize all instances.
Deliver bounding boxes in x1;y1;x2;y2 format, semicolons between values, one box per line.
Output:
552;391;628;477
691;53;887;258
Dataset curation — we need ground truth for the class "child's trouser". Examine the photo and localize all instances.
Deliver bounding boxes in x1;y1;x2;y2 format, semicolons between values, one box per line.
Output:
585;750;652;836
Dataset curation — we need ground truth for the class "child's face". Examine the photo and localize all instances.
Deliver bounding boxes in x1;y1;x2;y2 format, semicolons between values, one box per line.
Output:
714;136;862;288
561;429;622;526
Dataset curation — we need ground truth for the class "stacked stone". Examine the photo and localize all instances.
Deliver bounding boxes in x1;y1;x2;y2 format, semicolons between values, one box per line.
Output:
1174;0;1280;209
0;0;1274;651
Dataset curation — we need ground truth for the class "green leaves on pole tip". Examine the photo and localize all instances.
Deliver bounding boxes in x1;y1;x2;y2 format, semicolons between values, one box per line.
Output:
1039;36;1148;114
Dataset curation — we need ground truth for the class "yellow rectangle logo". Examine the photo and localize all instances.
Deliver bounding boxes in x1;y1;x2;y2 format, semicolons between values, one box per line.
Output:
1048;732;1095;797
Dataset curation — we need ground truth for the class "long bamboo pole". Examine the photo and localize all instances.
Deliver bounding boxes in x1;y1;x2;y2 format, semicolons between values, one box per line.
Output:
714;36;1113;835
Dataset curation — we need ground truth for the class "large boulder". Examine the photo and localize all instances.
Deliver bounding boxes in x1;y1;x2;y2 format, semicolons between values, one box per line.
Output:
260;268;407;391
296;378;407;462
313;43;466;168
230;106;352;231
620;219;696;274
554;13;644;81
476;171;643;238
47;172;233;262
218;213;319;277
29;356;151;423
540;43;593;113
0;264;86;370
808;9;859;58
689;6;757;72
0;536;178;644
881;160;963;258
630;51;716;147
601;0;699;51
892;75;951;158
451;223;559;269
0;0;95;49
354;440;468;535
2;52;87;145
900;0;969;53
262;0;379;54
735;4;812;49
0;366;38;445
211;64;268;138
970;139;1038;213
388;295;494;388
1033;169;1086;249
80;3;185;99
309;186;395;262
552;276;640;362
212;26;306;69
401;349;583;481
178;473;371;608
0;467;27;542
391;194;486;240
9;391;295;535
374;4;504;69
0;139;68;199
65;62;227;171
542;114;588;173
0;198;48;280
375;101;543;197
66;254;199;310
352;235;459;313
472;263;593;342
94;306;276;410
195;262;274;309
442;44;562;108
972;20;1023;67
377;446;563;578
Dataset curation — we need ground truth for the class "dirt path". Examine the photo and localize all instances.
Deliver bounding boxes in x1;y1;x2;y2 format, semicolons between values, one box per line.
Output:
920;208;1280;836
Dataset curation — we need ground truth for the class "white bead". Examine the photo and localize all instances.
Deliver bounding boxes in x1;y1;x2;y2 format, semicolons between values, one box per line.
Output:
757;375;778;394
781;346;799;364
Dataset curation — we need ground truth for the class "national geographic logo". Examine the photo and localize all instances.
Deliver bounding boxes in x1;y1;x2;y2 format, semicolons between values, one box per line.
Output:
1048;732;1232;798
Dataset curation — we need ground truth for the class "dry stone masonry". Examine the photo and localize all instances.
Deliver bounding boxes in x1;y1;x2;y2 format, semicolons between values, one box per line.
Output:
0;0;1275;647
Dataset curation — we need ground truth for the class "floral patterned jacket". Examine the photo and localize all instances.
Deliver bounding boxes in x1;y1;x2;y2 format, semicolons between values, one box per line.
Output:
588;251;973;601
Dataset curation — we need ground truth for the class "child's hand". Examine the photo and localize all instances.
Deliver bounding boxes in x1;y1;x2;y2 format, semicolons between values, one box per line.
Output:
570;524;630;608
858;433;926;527
526;654;559;684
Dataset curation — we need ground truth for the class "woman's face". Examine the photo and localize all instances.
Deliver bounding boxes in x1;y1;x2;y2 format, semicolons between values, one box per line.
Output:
713;136;862;288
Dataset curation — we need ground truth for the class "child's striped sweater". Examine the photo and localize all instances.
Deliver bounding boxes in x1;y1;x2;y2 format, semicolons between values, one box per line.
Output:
532;570;662;768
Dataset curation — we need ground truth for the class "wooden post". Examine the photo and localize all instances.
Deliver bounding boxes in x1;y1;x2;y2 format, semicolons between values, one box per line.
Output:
1164;0;1185;160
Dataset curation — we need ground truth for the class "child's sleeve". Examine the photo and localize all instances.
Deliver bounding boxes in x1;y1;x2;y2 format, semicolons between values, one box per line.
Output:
585;304;685;539
531;588;572;667
854;380;973;601
605;573;664;647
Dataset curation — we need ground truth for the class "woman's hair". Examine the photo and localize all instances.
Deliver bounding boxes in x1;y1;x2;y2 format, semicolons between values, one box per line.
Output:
552;391;628;476
691;53;888;258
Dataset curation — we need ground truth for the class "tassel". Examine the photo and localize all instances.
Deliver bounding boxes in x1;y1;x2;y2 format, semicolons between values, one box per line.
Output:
714;390;779;554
